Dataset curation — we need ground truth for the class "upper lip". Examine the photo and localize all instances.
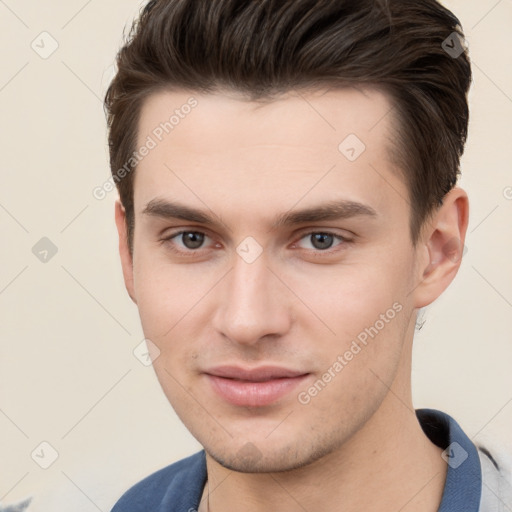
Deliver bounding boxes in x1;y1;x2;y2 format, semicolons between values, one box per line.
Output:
205;365;308;382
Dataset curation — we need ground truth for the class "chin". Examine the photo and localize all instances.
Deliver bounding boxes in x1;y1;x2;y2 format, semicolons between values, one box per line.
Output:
206;438;337;474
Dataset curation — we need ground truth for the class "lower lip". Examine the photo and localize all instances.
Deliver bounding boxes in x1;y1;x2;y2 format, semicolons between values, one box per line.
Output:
206;374;310;407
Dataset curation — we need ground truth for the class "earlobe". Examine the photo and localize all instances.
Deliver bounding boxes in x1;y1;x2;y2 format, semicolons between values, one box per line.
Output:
413;187;469;308
114;200;137;304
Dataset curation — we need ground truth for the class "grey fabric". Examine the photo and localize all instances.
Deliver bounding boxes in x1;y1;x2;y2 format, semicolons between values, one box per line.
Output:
0;497;32;512
478;447;512;511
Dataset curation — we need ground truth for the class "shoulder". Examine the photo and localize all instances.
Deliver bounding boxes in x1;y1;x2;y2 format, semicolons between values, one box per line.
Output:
110;450;206;512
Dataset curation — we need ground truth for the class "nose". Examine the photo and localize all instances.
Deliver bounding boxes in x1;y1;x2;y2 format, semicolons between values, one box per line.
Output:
212;250;292;346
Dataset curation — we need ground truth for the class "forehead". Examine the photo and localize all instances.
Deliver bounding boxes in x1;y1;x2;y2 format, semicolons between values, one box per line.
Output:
133;87;406;225
137;86;395;154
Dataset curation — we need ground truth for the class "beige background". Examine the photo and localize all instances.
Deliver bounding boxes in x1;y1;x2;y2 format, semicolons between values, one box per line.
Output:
0;0;511;510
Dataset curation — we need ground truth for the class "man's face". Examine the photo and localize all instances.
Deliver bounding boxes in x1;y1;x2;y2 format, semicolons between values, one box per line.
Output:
124;87;425;472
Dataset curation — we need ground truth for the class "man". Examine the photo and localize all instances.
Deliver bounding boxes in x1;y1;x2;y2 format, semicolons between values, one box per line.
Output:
105;0;511;510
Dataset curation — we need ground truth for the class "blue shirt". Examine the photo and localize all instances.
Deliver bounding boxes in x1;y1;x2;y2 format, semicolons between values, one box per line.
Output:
111;408;484;511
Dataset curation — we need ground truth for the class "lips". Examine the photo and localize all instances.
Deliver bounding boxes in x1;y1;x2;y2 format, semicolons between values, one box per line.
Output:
204;365;310;407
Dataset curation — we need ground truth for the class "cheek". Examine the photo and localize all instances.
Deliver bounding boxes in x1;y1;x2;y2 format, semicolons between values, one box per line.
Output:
133;272;176;342
132;253;220;391
299;291;409;428
290;258;407;338
132;250;212;340
289;252;412;391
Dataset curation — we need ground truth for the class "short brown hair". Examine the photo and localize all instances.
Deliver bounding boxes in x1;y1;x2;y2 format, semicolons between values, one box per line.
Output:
105;0;471;252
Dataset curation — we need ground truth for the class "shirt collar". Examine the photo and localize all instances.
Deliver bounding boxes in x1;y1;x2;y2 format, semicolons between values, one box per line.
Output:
416;408;482;511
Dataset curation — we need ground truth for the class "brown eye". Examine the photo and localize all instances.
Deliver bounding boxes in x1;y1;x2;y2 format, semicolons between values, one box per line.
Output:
161;230;212;255
296;231;346;252
179;231;205;250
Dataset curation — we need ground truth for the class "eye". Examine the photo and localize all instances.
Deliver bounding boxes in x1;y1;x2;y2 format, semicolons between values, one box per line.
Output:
161;230;212;253
295;231;348;252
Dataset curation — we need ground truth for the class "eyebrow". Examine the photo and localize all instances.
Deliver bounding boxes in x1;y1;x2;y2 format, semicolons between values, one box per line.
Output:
142;197;377;230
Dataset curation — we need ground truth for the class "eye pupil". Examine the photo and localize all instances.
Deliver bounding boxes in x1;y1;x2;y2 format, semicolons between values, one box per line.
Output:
311;233;333;250
182;232;204;249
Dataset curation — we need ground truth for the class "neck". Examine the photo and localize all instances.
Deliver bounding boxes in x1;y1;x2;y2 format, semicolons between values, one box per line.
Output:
199;343;447;512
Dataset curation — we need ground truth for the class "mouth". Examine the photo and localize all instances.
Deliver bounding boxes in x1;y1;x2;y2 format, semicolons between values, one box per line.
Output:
204;365;310;407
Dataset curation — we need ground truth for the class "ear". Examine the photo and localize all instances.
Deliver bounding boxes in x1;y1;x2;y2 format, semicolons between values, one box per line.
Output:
114;200;137;304
413;187;469;309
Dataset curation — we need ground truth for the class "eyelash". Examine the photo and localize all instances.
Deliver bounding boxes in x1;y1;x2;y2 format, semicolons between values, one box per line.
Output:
159;229;352;258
